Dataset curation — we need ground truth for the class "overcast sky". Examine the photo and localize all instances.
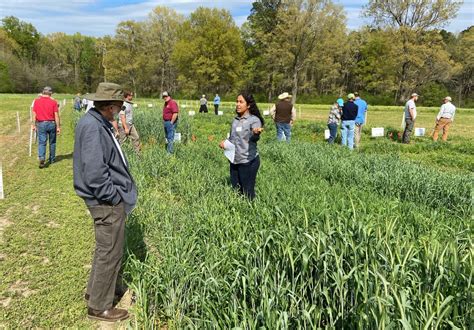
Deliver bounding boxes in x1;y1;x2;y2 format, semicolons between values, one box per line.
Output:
0;0;472;37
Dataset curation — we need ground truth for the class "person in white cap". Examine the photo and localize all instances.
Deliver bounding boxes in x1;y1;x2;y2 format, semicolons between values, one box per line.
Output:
270;92;296;142
199;94;208;113
402;93;419;144
432;96;456;141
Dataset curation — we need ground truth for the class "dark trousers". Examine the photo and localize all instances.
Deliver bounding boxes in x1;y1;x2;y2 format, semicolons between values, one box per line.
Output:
86;202;126;311
214;104;219;115
199;105;208;113
403;118;415;144
230;156;260;200
327;123;338;144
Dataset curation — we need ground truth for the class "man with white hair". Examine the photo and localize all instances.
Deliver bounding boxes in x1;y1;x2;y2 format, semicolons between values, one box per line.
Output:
432;96;456;141
402;93;419;144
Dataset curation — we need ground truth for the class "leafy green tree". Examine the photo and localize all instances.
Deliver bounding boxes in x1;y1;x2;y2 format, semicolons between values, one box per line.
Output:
1;16;40;62
172;7;245;96
364;0;462;102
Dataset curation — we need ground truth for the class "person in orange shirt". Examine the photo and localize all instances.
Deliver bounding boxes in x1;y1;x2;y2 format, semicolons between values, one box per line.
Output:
31;86;61;168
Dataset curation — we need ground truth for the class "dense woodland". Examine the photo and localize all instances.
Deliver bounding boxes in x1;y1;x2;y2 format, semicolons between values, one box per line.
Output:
0;0;472;106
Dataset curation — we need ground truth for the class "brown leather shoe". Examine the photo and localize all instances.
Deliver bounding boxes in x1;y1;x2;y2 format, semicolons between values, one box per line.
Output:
87;307;129;322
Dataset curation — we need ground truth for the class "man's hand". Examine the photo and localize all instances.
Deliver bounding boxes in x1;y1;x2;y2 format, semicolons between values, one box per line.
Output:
56;127;61;135
290;120;294;126
219;140;225;149
31;124;36;131
252;127;264;135
125;127;130;135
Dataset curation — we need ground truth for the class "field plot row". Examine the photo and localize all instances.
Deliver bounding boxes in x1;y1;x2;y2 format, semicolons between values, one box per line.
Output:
121;111;473;328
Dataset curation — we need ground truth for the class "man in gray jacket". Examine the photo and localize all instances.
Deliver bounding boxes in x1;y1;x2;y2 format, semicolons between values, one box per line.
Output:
73;82;137;322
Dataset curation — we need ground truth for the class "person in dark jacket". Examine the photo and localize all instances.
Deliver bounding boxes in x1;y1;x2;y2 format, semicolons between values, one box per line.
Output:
340;93;358;150
73;82;137;322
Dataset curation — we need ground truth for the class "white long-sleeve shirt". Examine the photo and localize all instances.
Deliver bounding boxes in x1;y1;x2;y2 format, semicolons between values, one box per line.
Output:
436;102;456;121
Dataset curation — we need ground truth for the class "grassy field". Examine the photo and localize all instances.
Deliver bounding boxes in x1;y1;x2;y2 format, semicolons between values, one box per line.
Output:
0;94;472;328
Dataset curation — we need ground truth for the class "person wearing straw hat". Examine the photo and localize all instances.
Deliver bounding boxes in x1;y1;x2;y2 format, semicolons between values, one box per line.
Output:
432;96;456;141
73;82;137;322
270;92;296;142
402;93;419;144
31;86;61;168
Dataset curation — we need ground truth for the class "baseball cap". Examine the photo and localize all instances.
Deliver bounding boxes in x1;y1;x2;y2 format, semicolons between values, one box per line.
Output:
43;86;53;94
444;96;452;101
347;93;355;99
411;93;419;97
162;91;170;98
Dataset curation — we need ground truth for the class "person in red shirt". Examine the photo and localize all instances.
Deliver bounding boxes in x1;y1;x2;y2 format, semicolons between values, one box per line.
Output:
31;86;61;168
162;91;179;153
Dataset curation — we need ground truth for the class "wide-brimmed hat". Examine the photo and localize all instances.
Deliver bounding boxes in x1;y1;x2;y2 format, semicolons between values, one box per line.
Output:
444;96;452;101
411;93;419;98
278;92;292;100
85;82;124;102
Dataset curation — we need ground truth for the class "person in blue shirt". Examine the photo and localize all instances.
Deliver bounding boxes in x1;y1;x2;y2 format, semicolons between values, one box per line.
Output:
213;94;221;115
354;92;368;148
341;93;358;150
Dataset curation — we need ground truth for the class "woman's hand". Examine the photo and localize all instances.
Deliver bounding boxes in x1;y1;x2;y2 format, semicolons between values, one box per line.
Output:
252;127;264;135
219;140;225;149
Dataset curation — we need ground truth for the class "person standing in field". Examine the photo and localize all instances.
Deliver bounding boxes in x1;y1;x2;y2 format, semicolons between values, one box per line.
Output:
270;92;296;142
402;93;419;144
219;92;264;200
432;96;456;142
114;91;141;153
340;93;358;150
354;92;368;148
199;94;208;113
213;94;221;115
31;86;61;168
162;91;179;154
74;93;82;111
73;82;137;322
327;99;342;144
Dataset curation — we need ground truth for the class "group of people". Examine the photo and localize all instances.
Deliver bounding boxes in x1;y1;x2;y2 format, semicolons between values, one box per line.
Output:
29;81;459;323
199;94;221;115
326;92;368;149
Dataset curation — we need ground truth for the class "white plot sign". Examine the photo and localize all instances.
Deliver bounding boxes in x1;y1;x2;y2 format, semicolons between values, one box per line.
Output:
324;129;330;140
263;110;270;116
218;111;223;116
174;133;181;142
188;111;196;116
371;127;384;137
415;128;426;136
133;103;138;108
147;104;153;108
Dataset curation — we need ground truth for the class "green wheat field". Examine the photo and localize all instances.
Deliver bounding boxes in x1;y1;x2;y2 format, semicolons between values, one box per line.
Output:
0;94;472;328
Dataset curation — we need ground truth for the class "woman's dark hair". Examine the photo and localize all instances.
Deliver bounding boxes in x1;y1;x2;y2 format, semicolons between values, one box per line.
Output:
239;92;265;126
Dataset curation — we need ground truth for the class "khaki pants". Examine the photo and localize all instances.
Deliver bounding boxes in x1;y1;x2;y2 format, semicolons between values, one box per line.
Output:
118;125;141;152
432;118;452;141
86;202;126;311
354;124;363;147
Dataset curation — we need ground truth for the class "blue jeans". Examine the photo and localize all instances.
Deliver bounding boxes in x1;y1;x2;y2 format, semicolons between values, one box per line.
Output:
37;121;57;162
164;120;177;153
276;122;291;142
327;123;338;144
341;120;355;150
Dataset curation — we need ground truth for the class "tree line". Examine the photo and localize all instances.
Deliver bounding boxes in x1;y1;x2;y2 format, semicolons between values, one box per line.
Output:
0;0;472;106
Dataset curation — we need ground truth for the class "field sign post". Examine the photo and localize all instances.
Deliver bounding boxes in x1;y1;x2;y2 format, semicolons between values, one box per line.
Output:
16;112;21;133
415;128;425;136
371;127;384;137
0;162;4;199
324;129;330;140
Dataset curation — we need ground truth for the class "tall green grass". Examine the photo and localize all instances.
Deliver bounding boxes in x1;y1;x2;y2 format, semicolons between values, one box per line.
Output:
122;110;472;328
